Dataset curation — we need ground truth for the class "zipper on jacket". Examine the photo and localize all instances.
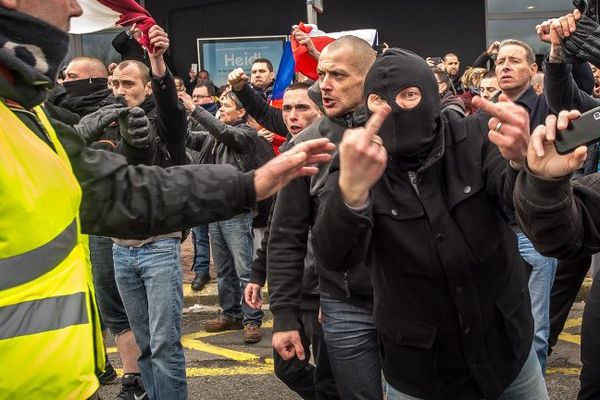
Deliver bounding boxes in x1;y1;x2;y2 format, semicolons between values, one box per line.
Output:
343;271;351;298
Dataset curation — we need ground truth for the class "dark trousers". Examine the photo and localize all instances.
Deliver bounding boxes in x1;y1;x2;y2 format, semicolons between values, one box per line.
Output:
274;310;340;400
548;256;590;354
580;271;600;399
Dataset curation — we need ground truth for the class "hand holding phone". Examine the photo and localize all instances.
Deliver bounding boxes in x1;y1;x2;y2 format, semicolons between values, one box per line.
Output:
554;105;600;154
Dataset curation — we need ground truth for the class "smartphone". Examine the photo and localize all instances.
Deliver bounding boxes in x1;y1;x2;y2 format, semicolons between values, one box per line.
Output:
191;63;198;72
555;105;600;155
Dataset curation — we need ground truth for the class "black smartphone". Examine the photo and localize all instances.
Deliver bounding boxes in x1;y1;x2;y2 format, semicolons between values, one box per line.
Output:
555;105;600;155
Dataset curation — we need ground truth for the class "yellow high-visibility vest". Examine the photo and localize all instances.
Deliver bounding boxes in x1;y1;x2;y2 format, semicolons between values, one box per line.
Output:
0;101;105;400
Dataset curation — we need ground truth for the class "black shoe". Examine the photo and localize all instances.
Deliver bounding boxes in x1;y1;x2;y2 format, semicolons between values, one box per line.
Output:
97;361;118;385
191;273;210;291
116;374;147;400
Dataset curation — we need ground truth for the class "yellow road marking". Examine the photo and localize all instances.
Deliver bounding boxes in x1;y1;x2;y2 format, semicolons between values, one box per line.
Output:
546;367;581;376
563;318;582;330
181;337;260;362
559;332;581;345
115;365;273;377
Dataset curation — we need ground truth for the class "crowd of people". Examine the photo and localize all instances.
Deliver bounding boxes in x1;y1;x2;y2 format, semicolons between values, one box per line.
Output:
5;1;600;400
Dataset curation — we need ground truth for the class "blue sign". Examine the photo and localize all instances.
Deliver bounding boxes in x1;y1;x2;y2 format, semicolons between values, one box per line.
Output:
197;36;287;88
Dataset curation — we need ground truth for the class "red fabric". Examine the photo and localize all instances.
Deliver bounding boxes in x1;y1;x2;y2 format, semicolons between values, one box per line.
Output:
97;0;157;52
271;133;286;155
291;22;334;80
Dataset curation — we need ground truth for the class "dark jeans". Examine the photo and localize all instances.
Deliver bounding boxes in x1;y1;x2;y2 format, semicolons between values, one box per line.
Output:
320;295;382;400
548;256;590;353
274;310;340;400
89;235;130;334
191;225;210;276
580;271;600;399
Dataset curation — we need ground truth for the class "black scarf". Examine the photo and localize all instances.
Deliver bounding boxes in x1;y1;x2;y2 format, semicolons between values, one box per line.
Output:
364;48;441;171
0;8;69;108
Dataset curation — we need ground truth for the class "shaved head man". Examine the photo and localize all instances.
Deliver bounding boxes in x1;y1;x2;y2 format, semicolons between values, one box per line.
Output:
63;56;108;82
317;35;376;118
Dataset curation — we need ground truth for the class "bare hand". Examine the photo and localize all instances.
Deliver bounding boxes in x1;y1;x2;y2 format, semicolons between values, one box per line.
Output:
472;94;530;166
486;41;500;56
228;67;250;91
244;283;263;309
258;128;275;142
292;28;319;59
536;19;553;43
527;110;587;178
549;9;581;44
254;138;336;200
426;57;435;67
338;105;391;207
148;25;170;58
177;91;195;113
272;330;305;361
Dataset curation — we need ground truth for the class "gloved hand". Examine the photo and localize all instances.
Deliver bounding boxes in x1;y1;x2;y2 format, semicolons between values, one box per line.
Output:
118;106;155;149
562;0;600;65
73;103;128;144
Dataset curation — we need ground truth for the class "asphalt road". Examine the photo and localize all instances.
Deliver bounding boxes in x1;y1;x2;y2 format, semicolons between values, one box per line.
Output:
97;300;585;400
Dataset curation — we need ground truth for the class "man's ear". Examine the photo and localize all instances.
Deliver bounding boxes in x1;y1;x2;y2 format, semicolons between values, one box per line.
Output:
530;62;539;77
145;82;152;96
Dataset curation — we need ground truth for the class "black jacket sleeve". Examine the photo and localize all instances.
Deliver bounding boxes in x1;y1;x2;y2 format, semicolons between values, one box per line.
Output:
311;171;373;273
514;170;600;260
111;31;130;54
189;106;256;152
267;176;313;332
234;84;289;136
151;69;188;165
53;118;256;239
472;51;494;69
544;60;600;114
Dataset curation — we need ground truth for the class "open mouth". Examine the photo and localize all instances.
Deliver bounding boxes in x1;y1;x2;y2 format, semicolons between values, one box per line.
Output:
289;125;302;133
322;97;337;108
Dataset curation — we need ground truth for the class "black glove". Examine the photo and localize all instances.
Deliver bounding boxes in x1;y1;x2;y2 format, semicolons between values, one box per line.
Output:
562;0;600;66
73;103;128;144
118;106;155;149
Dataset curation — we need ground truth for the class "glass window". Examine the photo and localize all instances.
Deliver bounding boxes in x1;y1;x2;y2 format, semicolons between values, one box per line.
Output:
488;0;573;14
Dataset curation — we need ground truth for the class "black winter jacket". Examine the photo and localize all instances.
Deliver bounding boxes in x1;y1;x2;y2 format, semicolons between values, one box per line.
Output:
267;109;373;333
312;113;531;400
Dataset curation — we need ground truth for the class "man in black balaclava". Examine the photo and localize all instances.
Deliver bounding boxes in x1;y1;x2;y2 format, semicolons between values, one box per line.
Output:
312;48;548;400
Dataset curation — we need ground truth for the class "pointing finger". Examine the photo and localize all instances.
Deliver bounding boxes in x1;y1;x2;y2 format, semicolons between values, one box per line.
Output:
364;103;391;137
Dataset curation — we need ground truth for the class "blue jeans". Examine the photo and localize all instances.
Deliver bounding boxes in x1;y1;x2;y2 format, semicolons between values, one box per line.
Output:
517;232;557;372
113;238;186;400
320;295;382;400
89;235;130;334
191;225;210;276
384;346;548;399
209;212;263;325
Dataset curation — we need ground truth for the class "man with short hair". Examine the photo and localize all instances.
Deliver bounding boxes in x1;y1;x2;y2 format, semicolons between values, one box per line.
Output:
531;71;544;95
50;56;113;118
443;52;461;90
191;83;218;115
251;58;275;100
268;36;383;400
495;38;558;372
227;70;337;398
479;70;500;100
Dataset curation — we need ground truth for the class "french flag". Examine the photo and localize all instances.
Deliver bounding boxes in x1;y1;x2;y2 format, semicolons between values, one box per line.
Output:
270;23;377;108
70;0;157;52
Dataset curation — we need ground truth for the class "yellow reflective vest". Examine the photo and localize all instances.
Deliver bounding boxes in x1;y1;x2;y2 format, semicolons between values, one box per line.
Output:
0;101;105;399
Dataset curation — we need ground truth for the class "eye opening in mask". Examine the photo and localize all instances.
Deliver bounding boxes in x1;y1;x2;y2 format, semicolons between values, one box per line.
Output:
394;86;422;110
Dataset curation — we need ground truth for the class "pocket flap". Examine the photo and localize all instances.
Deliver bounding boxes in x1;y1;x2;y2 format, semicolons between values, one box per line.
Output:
377;305;437;350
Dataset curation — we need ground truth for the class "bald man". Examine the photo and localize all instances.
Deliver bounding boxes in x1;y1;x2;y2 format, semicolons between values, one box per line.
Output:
268;36;382;400
51;56;113;117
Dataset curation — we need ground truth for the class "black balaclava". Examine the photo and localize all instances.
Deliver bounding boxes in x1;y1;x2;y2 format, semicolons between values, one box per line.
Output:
63;78;109;98
364;48;441;170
